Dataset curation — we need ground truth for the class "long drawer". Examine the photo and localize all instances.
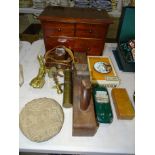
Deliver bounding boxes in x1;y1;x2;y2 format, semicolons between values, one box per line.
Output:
44;37;104;55
42;22;75;37
44;36;75;51
73;38;104;55
75;23;108;39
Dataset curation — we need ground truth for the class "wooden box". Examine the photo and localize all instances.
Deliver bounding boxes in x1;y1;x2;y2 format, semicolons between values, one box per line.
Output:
39;6;112;56
87;56;120;87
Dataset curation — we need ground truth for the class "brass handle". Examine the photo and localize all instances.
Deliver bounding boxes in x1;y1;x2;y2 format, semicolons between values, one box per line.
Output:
87;47;90;51
89;29;92;33
80;79;91;111
57;38;67;43
58;28;62;32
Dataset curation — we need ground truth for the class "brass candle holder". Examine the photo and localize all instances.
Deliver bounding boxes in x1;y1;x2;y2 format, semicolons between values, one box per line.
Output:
48;67;63;94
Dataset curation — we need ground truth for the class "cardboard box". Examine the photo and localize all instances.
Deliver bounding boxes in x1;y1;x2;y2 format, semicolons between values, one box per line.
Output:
87;56;120;87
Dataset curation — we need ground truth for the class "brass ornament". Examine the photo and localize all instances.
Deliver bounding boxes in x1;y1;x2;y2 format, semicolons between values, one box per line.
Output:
30;55;46;88
48;67;63;94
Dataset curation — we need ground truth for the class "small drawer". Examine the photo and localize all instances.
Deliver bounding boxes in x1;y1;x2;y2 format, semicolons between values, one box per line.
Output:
44;36;75;51
43;22;75;37
75;23;108;39
73;39;104;56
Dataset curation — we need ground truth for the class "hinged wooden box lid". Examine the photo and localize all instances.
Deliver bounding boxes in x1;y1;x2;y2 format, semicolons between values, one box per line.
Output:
39;6;113;24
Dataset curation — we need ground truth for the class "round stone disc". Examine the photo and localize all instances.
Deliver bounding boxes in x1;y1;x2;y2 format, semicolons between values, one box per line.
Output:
19;98;64;142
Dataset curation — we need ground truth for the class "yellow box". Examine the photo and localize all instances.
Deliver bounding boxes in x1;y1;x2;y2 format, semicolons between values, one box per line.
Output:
112;88;135;120
87;56;120;87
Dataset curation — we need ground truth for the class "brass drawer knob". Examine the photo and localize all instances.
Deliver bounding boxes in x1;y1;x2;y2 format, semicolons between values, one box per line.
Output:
57;38;67;43
89;29;92;33
58;28;62;32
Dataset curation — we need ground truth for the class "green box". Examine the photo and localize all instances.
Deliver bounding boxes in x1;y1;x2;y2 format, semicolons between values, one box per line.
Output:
113;7;135;72
117;7;135;42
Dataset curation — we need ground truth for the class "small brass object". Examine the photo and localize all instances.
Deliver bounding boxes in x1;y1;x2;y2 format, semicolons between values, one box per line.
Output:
63;69;72;108
48;67;63;94
30;55;46;88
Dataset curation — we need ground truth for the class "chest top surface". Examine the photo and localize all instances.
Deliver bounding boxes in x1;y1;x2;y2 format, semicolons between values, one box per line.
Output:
39;6;112;24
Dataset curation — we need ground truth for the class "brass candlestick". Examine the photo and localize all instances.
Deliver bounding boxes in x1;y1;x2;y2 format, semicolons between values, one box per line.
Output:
48;67;63;94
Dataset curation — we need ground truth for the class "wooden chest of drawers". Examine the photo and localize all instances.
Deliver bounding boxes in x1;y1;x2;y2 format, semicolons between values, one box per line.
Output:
39;6;112;56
